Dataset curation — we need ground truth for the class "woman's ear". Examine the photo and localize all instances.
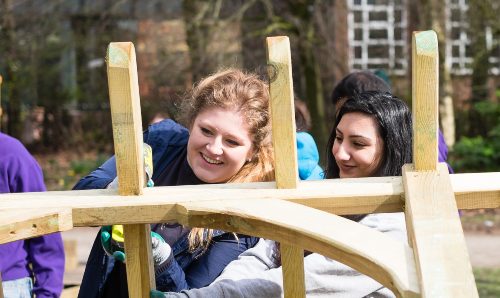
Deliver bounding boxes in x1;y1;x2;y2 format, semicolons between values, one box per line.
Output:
246;147;256;163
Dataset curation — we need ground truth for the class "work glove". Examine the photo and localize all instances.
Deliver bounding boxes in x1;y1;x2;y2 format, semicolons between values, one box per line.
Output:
101;227;173;270
102;142;169;265
107;143;155;189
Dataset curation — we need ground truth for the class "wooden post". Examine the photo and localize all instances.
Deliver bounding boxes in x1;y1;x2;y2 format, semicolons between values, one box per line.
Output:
107;42;155;297
266;36;305;298
404;30;478;297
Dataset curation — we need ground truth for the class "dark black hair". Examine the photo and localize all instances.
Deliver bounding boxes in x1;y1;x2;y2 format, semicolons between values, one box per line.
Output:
294;98;312;132
330;71;391;106
325;91;412;179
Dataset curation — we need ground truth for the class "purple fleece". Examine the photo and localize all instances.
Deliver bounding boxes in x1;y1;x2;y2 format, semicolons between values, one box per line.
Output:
0;132;64;297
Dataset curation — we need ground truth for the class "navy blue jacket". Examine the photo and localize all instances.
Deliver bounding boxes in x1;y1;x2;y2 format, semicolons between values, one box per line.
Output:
75;119;258;297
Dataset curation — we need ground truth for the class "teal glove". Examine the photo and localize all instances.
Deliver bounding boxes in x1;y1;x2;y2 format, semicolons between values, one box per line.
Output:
150;290;167;298
101;227;172;269
100;225;126;262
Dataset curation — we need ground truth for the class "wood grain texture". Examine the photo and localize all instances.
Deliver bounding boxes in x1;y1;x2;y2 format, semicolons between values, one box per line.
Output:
107;42;144;196
0;208;72;244
403;164;478;297
123;224;155;297
267;36;304;298
0;172;499;221
412;31;439;171
266;36;298;189
107;42;155;296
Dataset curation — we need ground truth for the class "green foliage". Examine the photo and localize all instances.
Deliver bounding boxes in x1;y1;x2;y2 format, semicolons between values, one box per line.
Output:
474;268;500;298
450;101;500;172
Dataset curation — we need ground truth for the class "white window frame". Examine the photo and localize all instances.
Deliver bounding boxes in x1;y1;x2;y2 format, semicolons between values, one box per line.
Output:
347;0;408;75
445;0;499;75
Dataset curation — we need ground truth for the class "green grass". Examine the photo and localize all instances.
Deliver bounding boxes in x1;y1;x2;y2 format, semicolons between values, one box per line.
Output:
475;268;500;297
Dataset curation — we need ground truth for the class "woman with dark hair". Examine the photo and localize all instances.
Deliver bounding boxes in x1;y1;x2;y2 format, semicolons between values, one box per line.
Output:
326;91;412;179
153;91;412;298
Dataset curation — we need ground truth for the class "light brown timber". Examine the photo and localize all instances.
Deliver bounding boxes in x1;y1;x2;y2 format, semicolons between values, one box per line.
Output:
107;42;155;297
403;164;478;297
406;30;478;297
0;173;499;221
412;30;439;171
0;208;72;244
266;36;305;298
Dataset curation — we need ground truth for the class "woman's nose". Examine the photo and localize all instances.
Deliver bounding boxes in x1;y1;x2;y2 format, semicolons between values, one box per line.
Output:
206;138;223;155
334;143;350;161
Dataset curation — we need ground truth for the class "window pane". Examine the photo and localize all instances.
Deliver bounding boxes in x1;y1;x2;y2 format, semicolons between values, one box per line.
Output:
465;45;472;58
395;9;402;22
368;45;389;58
354;11;363;22
355;28;363;40
368;63;389;69
451;27;461;40
370;29;387;39
394;27;402;40
369;11;388;21
451;9;461;22
395;46;404;58
354;46;362;58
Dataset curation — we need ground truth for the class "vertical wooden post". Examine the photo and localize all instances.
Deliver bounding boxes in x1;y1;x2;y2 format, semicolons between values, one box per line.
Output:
107;42;155;297
266;36;305;298
404;31;478;297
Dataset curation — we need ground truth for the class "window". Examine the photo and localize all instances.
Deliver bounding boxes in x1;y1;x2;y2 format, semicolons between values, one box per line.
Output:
347;0;407;75
445;0;499;75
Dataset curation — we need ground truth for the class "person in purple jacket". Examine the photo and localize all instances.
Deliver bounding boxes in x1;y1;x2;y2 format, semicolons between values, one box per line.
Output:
330;71;453;172
0;132;65;298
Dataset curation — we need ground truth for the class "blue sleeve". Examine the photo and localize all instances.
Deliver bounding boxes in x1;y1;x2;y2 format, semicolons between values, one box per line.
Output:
156;234;258;292
73;156;117;190
72;119;189;190
156;258;189;292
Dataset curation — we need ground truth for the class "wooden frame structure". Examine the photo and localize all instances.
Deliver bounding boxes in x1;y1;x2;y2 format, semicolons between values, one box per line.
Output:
1;31;499;297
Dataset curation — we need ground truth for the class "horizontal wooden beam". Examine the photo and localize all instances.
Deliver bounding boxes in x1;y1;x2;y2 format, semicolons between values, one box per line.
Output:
0;208;72;243
0;172;498;220
0;200;420;296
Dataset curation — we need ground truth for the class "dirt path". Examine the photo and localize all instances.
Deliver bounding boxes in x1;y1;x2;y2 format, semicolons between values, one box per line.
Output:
465;232;500;268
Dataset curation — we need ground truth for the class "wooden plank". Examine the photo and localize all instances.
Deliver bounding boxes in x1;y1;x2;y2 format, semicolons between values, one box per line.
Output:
0;208;72;244
412;30;439;171
0;196;420;296
0;172;499;220
403;164;478;297
409;30;478;297
267;36;304;298
266;36;298;189
107;42;155;297
281;244;305;298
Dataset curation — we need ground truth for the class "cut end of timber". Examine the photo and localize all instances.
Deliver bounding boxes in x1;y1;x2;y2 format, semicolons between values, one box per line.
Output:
107;42;134;68
414;31;437;56
267;36;289;44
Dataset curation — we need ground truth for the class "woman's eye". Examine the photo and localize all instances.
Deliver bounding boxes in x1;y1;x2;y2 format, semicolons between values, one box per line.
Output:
335;136;343;142
353;142;365;148
226;139;240;146
201;127;212;135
